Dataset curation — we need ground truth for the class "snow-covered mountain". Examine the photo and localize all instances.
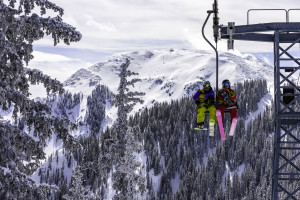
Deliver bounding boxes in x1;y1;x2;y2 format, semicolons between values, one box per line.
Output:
65;49;273;97
62;49;273;133
30;49;275;199
39;48;275;156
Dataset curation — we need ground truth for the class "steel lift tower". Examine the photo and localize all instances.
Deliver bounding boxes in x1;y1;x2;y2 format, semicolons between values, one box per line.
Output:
204;1;300;199
223;10;300;200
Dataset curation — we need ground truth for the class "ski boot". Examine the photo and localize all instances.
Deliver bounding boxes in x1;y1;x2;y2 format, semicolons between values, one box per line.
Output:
194;122;207;131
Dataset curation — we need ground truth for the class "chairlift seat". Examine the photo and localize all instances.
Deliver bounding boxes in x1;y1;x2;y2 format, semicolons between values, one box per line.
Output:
203;105;238;114
224;108;230;113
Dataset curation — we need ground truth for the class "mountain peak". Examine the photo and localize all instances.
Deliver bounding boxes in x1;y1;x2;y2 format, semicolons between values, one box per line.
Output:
64;49;273;113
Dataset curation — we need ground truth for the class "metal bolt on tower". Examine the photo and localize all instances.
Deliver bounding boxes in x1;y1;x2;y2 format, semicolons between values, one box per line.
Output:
204;1;300;199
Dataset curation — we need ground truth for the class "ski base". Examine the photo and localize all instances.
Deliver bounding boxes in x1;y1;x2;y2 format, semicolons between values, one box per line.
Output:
209;119;215;136
216;110;226;140
229;117;238;136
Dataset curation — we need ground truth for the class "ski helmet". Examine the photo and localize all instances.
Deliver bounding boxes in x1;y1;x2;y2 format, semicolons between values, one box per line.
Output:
203;81;211;86
222;79;230;87
203;81;211;90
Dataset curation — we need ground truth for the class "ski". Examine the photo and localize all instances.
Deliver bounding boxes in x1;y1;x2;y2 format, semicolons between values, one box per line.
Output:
229;117;238;136
216;110;225;140
194;127;208;131
209;119;215;136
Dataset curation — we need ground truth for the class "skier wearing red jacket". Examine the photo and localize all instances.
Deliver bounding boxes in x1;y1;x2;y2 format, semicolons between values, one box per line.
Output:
216;79;237;120
216;79;238;138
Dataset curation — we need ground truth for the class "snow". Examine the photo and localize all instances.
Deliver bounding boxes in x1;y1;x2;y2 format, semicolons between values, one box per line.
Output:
103;102;118;129
245;93;273;126
236;163;246;177
0;105;14;122
160;156;165;169
222;163;231;188
1;166;11;175
149;168;162;195
31;148;76;185
43;133;63;160
106;170;116;200
222;162;246;189
170;172;180;194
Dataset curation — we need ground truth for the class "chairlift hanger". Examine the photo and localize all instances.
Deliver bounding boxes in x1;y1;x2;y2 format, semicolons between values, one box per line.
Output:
202;0;219;91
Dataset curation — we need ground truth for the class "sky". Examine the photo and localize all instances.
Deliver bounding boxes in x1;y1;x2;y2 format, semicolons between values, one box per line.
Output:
27;0;300;87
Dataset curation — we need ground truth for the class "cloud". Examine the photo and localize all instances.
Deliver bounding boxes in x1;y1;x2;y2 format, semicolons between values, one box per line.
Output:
45;0;300;54
27;0;300;83
31;51;78;63
48;0;212;51
28;51;85;82
84;14;116;32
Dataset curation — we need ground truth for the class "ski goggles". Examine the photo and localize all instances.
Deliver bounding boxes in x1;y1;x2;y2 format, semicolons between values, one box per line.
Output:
223;82;230;86
203;84;210;88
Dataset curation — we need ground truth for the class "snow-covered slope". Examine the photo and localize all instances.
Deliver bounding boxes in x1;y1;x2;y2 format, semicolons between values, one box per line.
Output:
64;49;273;121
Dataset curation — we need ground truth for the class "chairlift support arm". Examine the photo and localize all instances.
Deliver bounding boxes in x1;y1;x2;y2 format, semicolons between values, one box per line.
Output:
202;0;219;91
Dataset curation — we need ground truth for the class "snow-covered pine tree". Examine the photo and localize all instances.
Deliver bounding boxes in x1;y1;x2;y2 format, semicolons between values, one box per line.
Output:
62;166;98;200
113;126;146;199
0;0;81;198
111;58;145;199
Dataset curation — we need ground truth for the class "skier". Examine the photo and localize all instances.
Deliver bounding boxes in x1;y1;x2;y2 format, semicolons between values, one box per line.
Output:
193;81;216;135
216;79;238;139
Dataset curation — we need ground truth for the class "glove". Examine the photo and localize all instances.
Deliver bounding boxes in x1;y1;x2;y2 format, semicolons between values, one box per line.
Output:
224;96;231;104
218;89;226;97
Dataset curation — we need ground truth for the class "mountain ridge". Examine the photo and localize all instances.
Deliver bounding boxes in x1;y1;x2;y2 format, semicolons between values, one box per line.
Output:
63;49;273;116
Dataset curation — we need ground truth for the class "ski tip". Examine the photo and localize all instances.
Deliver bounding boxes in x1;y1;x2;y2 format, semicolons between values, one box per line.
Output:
194;128;208;131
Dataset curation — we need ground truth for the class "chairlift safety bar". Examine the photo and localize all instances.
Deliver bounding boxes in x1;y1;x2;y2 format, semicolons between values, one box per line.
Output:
288;9;300;22
247;9;300;25
247;9;288;25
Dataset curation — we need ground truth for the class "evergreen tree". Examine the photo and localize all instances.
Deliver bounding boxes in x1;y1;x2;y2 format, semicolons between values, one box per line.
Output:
0;0;81;198
109;59;145;199
62;166;98;200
